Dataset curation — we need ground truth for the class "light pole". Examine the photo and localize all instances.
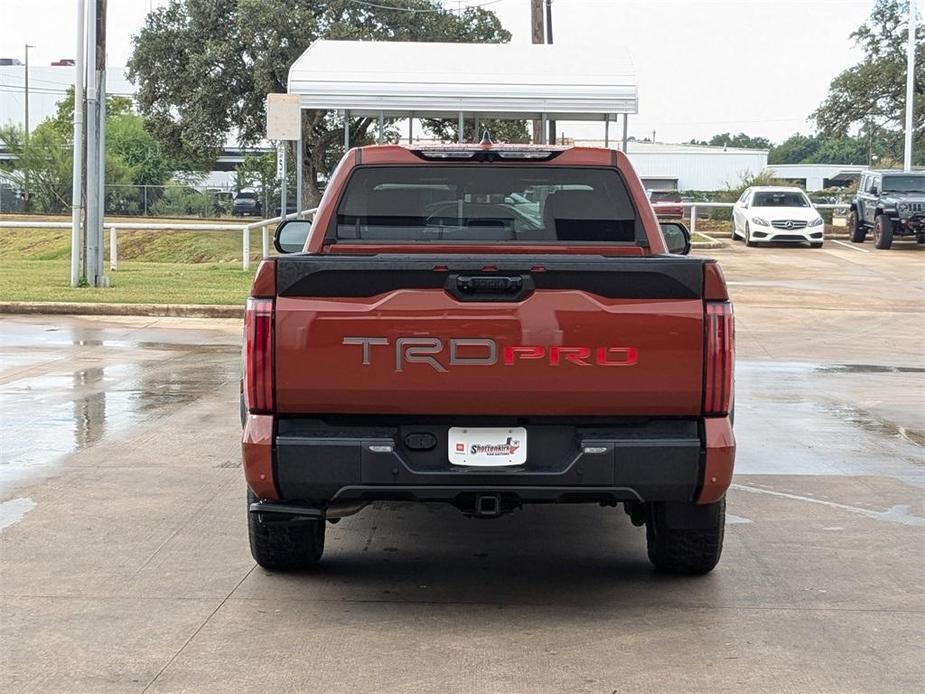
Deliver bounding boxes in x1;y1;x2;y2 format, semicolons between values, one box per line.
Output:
24;44;34;209
903;0;917;171
24;44;34;140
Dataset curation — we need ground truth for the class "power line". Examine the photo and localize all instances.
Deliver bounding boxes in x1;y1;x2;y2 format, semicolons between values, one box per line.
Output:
0;84;134;98
346;0;504;13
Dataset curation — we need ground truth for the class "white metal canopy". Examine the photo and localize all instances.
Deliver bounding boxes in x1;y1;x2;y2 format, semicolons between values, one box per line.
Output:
287;40;638;121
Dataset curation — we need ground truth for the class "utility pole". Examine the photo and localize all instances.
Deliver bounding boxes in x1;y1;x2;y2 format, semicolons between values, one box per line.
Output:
904;0;917;171
23;44;34;210
84;0;108;287
545;0;556;145
530;0;544;144
70;0;86;287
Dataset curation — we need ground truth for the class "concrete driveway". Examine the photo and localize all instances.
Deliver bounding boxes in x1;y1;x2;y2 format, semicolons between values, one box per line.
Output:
1;241;923;693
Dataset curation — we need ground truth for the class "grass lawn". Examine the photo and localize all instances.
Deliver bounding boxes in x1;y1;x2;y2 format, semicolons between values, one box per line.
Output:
0;222;258;305
0;216;727;306
1;258;254;305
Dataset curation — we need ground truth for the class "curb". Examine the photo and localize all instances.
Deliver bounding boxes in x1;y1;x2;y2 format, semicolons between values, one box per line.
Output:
692;241;726;249
0;302;243;319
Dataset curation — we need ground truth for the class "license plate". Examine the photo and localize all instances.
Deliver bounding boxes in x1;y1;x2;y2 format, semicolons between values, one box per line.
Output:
448;427;527;467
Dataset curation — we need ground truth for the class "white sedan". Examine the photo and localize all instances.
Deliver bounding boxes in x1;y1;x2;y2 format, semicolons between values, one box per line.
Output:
731;186;825;247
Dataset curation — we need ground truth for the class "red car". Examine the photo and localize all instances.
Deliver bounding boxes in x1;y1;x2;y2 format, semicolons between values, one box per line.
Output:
242;143;735;575
649;190;684;219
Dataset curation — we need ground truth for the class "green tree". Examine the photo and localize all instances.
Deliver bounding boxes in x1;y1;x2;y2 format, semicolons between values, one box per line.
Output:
767;133;820;164
127;0;515;206
813;0;924;164
0;123;72;213
422;118;530;144
688;132;772;150
0;90;176;214
770;130;887;166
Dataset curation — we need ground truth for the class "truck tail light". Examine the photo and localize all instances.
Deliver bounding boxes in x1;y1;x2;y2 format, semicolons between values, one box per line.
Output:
704;301;734;416
245;297;274;413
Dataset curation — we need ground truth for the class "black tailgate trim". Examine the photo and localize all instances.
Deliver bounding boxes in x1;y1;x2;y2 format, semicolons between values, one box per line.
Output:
276;254;704;300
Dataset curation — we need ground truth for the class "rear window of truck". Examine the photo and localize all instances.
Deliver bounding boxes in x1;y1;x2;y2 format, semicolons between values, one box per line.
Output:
332;166;638;243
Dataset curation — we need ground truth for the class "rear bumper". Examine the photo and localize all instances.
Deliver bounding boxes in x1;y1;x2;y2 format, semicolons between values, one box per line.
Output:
243;415;735;507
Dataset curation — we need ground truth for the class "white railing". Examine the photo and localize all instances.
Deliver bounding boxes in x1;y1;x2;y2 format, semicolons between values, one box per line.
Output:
0;208;318;272
1;201;845;269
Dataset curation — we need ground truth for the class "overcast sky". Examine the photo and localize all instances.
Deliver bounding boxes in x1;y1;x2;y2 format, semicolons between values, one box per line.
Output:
0;0;903;144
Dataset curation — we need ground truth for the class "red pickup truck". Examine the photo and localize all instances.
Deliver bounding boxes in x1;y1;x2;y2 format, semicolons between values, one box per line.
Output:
242;143;735;575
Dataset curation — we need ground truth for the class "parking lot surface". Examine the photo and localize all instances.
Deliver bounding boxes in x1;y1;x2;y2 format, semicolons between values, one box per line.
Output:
1;242;923;693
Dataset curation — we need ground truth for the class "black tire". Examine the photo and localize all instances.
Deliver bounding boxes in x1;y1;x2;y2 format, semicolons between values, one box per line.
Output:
810;242;823;249
874;214;894;250
745;223;757;247
247;490;325;570
646;498;725;575
848;210;866;243
731;219;739;240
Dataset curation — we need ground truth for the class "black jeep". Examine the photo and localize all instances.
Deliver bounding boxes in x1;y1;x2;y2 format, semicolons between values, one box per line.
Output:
849;171;925;249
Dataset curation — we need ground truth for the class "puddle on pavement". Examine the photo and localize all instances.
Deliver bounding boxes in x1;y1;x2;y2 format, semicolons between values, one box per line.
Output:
0;348;240;495
734;361;925;486
819;403;925;449
815;364;925;375
0;497;36;533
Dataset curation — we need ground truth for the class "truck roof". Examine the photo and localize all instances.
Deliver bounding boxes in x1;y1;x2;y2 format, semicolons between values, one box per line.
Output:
354;143;622;167
868;169;925;176
403;142;573;152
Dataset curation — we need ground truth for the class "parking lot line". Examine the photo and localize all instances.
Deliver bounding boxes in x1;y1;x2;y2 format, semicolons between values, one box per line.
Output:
832;239;870;253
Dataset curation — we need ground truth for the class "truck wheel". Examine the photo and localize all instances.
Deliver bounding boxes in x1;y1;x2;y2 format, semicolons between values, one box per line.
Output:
874;214;894;249
645;498;725;575
848;210;866;243
247;490;325;570
745;223;757;247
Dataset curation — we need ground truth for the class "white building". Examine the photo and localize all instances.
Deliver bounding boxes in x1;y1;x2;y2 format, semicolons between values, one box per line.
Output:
0;65;135;130
573;140;769;192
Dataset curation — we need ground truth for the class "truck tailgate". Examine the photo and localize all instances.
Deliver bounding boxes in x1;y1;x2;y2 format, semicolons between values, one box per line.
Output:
274;255;705;416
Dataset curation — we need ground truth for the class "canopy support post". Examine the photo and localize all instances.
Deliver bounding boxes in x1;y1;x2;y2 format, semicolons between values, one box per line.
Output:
458;112;464;142
280;140;287;221
540;114;548;145
296;116;303;212
408;113;413;144
604;116;610;148
378;111;384;144
344;109;350;150
622;114;629;153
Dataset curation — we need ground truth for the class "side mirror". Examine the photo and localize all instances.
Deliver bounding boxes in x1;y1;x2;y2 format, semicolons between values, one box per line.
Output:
660;221;692;255
870;186;879;196
273;219;312;254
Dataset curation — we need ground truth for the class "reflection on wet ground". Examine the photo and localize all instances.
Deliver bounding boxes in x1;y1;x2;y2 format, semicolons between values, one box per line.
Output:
0;318;240;494
815;363;925;375
735;361;925;486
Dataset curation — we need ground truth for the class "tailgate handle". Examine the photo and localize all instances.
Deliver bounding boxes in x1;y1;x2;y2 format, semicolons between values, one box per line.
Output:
456;275;523;294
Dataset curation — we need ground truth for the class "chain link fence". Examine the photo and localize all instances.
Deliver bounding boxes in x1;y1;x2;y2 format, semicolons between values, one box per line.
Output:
0;183;297;219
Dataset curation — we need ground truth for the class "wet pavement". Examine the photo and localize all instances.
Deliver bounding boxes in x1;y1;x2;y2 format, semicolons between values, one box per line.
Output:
1;242;923;692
